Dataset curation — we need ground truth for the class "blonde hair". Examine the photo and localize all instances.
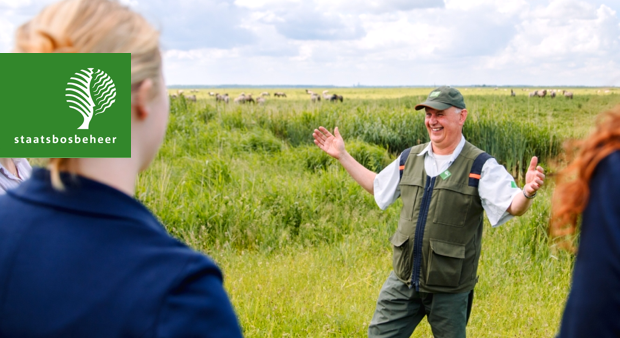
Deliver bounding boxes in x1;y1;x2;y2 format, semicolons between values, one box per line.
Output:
15;0;161;190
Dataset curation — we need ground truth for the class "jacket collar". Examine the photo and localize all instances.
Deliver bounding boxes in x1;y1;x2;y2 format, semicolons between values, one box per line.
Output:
8;168;163;231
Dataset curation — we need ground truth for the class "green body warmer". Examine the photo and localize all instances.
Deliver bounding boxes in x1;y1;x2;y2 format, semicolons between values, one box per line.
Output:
390;141;492;293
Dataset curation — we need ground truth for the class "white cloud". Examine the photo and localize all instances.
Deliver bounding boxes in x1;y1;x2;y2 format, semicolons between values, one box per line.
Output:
0;0;618;86
0;18;15;53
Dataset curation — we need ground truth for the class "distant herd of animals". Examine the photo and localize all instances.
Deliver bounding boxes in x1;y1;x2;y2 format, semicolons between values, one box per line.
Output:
520;89;574;99
168;88;615;104
169;89;345;104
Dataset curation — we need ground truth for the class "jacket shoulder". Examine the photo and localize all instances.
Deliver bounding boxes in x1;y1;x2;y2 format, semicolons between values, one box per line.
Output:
408;143;429;155
460;141;487;160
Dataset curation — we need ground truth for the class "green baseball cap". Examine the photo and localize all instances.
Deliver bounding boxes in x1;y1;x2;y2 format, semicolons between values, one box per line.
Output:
414;86;466;111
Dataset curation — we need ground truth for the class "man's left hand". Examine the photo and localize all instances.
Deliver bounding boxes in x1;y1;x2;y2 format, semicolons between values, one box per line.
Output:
524;156;545;196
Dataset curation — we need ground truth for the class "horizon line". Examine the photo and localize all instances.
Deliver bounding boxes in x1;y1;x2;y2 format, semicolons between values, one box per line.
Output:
167;84;618;89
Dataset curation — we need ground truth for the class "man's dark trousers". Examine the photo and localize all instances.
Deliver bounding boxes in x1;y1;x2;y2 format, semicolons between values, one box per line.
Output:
368;272;474;338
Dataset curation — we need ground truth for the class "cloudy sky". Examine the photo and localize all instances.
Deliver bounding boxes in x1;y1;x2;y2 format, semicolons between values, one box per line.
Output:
1;0;619;86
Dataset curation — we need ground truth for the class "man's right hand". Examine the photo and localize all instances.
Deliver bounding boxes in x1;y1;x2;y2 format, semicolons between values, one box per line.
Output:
312;126;377;194
313;126;346;159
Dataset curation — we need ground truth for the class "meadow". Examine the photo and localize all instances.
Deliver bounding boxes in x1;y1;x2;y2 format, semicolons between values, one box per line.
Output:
138;87;620;337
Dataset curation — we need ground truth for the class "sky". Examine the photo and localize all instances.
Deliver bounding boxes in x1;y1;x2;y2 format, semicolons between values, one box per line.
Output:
1;0;619;86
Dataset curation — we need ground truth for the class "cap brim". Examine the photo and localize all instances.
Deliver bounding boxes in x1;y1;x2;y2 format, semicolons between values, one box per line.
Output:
414;101;453;111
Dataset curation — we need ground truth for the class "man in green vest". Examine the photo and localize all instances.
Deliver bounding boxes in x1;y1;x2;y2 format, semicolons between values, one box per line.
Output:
312;86;546;338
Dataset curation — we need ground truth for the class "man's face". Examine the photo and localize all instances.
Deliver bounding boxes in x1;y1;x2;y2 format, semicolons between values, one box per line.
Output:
424;106;467;151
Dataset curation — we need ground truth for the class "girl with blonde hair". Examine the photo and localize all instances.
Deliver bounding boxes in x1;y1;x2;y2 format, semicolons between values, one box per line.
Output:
551;105;620;337
0;1;242;336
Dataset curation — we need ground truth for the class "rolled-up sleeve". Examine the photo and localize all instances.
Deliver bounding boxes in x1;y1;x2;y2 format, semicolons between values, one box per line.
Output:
373;157;402;210
156;257;243;338
478;159;521;227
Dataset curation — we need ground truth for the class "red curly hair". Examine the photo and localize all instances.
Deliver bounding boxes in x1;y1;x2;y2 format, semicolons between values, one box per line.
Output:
551;105;620;241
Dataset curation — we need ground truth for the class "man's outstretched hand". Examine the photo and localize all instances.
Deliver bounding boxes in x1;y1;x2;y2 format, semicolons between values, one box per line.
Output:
313;126;346;160
312;126;376;194
524;156;545;196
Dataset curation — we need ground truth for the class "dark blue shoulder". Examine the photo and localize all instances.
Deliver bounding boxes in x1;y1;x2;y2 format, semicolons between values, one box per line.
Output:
596;150;620;176
399;148;412;179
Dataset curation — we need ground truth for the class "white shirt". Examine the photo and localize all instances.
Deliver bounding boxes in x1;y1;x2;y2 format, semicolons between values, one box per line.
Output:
373;136;521;227
0;158;32;194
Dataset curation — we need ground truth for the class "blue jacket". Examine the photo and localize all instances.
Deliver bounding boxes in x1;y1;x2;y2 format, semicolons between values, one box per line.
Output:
0;169;243;337
558;150;620;337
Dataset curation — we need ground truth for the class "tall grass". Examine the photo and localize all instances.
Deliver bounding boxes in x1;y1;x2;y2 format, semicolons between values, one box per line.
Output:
138;90;619;337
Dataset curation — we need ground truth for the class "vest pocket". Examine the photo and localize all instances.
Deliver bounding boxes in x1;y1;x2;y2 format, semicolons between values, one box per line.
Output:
426;240;465;287
432;188;473;227
399;180;424;221
389;230;412;281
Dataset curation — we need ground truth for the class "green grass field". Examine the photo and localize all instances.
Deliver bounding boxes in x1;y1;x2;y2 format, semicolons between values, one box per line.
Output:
143;88;620;337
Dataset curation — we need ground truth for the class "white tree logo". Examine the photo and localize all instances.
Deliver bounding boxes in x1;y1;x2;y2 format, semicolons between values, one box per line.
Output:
66;68;116;129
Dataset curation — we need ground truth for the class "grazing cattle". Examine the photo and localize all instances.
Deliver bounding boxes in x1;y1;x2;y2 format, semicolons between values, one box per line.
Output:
209;92;216;96
306;89;316;96
529;90;538;97
322;90;343;102
177;90;184;96
235;93;255;104
322;90;337;101
536;89;547;98
604;90;611;94
170;94;178;99
550;90;556;98
257;97;266;105
510;89;516;97
216;93;229;104
563;91;573;99
274;92;287;97
186;95;196;102
311;93;321;102
234;93;246;104
261;92;270;97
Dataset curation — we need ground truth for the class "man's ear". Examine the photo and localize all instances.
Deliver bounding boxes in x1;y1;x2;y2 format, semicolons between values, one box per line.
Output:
132;79;153;120
459;109;468;125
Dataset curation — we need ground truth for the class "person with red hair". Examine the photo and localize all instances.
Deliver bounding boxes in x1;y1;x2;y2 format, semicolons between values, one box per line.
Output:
551;105;620;337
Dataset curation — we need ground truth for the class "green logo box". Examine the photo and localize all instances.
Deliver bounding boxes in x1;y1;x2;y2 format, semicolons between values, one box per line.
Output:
0;53;130;158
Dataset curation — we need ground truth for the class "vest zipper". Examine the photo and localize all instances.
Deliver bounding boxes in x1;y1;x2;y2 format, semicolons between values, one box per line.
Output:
410;175;435;291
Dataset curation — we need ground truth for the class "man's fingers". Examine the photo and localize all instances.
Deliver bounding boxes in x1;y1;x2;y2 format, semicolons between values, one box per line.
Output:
319;126;334;138
537;172;546;180
334;126;341;139
313;130;326;143
528;156;538;171
314;128;326;141
537;166;545;173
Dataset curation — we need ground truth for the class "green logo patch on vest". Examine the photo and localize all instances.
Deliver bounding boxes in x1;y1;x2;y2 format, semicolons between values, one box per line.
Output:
429;91;441;98
511;181;517;188
440;170;451;180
